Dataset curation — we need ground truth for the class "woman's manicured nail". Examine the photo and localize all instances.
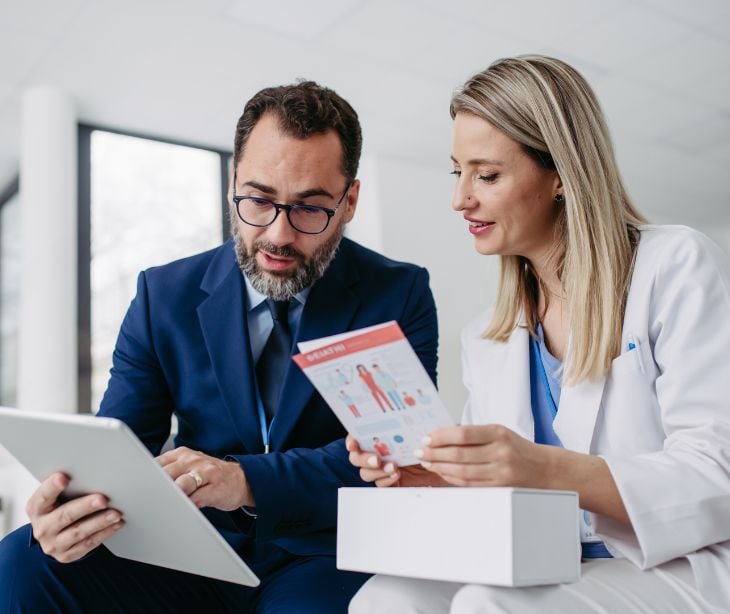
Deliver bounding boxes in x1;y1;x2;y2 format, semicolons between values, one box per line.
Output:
367;456;379;468
421;436;432;446
384;462;395;473
414;448;423;459
420;460;432;469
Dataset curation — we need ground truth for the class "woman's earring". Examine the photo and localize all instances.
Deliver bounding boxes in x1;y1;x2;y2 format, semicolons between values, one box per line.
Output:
554;193;564;204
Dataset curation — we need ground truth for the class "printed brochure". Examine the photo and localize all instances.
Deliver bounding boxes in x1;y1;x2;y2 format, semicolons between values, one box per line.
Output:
293;321;453;466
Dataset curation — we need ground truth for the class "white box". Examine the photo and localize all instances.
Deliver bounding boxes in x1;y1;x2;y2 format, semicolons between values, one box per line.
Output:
337;487;580;586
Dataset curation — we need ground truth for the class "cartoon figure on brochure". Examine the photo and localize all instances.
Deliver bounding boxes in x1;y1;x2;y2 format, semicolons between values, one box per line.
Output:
372;364;405;410
357;364;393;412
338;389;361;418
372;437;392;457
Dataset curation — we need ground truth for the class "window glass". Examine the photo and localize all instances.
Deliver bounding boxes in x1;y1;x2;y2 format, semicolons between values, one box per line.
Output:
90;131;222;410
0;192;20;406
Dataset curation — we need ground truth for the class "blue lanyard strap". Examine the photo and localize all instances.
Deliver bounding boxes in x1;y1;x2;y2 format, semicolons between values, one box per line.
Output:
253;378;273;454
530;335;558;419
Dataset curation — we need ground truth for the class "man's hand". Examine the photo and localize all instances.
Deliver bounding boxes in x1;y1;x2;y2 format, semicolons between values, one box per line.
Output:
26;472;125;563
156;447;254;510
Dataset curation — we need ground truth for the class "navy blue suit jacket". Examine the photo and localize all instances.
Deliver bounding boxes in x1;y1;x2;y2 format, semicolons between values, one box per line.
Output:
97;237;438;558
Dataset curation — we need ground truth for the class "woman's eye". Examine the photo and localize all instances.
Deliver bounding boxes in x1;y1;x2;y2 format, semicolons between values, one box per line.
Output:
478;173;498;183
450;170;461;177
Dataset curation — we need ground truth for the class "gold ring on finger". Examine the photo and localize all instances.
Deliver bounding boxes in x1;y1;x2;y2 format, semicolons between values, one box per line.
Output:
186;470;204;490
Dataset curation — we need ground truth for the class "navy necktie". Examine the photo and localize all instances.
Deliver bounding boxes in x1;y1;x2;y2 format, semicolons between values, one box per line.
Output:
256;299;293;420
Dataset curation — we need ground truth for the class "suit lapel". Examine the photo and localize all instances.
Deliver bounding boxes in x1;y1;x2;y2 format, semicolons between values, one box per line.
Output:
270;243;360;448
197;248;264;454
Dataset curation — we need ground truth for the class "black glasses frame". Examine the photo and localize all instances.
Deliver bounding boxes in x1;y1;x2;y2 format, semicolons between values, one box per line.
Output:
232;171;352;235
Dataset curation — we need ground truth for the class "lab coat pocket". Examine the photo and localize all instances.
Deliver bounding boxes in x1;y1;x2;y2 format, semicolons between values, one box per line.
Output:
611;348;644;379
595;339;663;454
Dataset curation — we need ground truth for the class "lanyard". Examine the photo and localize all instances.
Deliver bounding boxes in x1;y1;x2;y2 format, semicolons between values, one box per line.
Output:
530;335;558;419
250;295;300;454
253;378;273;454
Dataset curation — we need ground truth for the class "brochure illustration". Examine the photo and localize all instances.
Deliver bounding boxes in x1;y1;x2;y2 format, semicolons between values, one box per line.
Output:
293;321;454;466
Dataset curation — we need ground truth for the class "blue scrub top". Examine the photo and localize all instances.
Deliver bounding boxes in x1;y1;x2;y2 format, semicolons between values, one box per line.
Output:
529;324;612;559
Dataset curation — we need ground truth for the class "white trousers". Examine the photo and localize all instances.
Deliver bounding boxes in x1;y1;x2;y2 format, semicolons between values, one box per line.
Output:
349;558;723;614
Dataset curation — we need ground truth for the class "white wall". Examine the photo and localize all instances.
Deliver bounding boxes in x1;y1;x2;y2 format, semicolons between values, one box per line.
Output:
702;225;730;257
350;155;498;419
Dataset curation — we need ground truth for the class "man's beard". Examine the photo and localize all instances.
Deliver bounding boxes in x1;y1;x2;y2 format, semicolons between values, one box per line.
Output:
230;209;344;301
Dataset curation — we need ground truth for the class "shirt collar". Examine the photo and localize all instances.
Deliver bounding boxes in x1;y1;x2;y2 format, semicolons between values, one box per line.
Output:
242;272;310;313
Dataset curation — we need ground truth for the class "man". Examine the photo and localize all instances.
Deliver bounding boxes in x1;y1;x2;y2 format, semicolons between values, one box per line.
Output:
372;363;404;410
0;81;438;611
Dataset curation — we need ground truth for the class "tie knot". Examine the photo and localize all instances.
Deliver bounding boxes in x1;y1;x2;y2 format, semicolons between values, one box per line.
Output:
266;299;291;324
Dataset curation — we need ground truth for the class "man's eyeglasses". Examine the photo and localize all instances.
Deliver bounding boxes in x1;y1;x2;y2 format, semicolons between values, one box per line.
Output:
232;172;351;235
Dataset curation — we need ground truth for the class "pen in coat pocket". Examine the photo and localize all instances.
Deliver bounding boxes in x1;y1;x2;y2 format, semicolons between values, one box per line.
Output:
628;335;645;374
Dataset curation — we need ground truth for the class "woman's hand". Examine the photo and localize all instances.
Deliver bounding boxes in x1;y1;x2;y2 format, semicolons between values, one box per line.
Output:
345;435;448;488
415;424;552;488
416;424;630;524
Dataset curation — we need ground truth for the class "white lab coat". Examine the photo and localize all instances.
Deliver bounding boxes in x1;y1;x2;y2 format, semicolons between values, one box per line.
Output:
460;225;730;610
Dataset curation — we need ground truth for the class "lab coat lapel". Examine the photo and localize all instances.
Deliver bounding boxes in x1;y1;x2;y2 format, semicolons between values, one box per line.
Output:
553;373;607;453
470;312;607;451
482;325;534;439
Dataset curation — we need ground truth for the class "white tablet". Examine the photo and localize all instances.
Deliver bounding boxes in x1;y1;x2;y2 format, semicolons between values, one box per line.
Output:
0;407;259;586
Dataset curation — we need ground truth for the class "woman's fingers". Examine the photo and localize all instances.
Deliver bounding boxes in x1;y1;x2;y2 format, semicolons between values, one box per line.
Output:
348;448;382;471
426;424;510;448
416;444;491;464
345;434;360;452
374;473;401;488
359;464;396;482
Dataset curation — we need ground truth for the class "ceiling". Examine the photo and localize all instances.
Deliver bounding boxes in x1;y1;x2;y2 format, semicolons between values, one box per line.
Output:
1;0;729;236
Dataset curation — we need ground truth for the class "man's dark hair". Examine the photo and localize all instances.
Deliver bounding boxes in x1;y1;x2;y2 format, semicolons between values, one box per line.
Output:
233;80;362;181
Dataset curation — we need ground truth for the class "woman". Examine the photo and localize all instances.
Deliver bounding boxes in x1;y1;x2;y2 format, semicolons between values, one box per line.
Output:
347;55;730;613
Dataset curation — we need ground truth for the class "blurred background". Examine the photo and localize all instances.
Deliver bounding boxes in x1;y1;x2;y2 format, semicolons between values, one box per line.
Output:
1;0;729;534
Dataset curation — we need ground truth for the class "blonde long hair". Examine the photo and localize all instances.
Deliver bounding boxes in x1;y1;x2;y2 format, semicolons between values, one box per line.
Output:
450;55;647;383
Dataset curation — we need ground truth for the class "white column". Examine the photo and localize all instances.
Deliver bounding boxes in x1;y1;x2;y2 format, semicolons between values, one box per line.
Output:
17;87;77;413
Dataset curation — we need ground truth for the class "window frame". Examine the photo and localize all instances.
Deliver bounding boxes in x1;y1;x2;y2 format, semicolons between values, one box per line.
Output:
0;175;20;406
77;124;232;413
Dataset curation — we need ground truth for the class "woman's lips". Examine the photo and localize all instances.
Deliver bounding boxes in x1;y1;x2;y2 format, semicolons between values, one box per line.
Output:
466;218;496;236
